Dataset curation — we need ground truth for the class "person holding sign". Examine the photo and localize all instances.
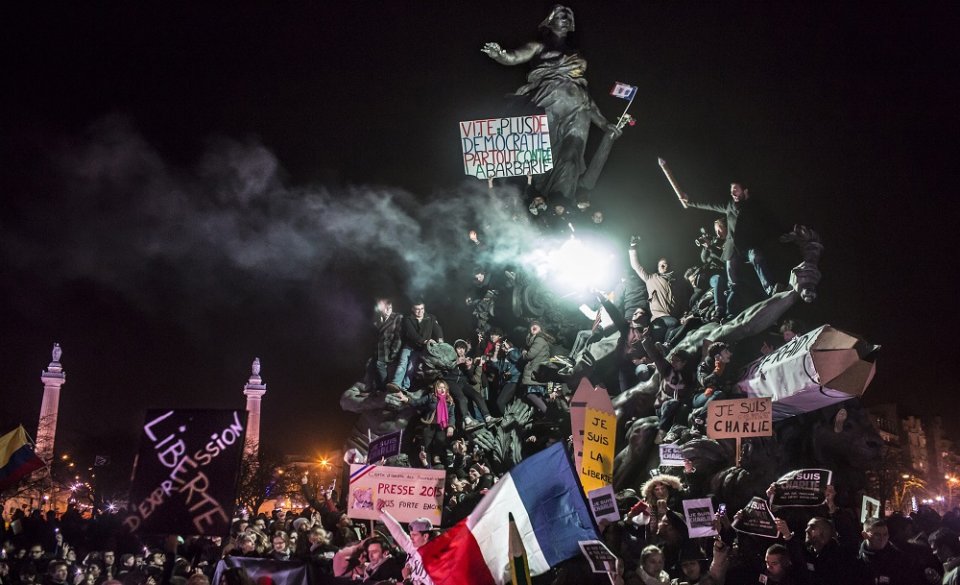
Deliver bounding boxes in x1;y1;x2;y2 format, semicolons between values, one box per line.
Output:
481;5;622;204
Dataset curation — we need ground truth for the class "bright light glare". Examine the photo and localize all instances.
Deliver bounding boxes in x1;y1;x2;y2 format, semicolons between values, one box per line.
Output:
528;236;616;296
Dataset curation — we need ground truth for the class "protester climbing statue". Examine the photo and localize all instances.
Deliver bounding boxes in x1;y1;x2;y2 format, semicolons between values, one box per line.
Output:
482;5;625;205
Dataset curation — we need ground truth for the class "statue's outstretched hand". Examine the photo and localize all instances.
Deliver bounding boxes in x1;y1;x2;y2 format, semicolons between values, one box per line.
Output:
482;42;503;58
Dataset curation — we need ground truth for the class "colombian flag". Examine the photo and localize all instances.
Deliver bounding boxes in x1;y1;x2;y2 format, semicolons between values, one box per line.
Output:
0;426;45;490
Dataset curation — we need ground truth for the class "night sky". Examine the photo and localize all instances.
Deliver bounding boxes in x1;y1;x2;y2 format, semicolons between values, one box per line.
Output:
2;2;957;464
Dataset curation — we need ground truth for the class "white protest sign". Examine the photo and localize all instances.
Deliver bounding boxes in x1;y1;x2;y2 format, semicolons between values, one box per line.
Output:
861;495;881;524
706;397;773;440
659;443;685;467
587;485;620;525
347;464;445;524
459;115;553;179
682;498;718;538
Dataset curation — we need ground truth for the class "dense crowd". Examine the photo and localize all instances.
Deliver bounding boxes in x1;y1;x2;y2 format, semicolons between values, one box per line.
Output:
3;184;957;585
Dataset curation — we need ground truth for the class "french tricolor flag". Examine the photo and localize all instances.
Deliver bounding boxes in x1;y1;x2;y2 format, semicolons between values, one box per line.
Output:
610;81;637;100
420;443;598;585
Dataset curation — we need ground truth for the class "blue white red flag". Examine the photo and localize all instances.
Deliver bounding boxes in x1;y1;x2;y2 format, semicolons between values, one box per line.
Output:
0;426;45;490
420;443;597;585
610;82;637;100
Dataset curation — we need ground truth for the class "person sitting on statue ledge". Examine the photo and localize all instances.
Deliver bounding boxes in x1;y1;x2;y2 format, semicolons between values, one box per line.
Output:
640;334;693;445
386;301;443;393
447;340;495;430
396;379;457;467
694;342;736;409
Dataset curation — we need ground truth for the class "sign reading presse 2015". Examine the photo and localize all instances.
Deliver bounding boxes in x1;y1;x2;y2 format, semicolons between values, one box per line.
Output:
460;115;553;179
348;464;445;525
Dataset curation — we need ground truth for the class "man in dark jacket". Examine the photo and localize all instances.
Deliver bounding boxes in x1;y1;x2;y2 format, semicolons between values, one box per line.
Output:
387;302;444;392
857;518;918;584
804;517;867;585
372;298;402;391
680;182;780;314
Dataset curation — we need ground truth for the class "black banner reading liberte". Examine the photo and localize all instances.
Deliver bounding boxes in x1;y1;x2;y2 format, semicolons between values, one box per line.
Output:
124;409;247;536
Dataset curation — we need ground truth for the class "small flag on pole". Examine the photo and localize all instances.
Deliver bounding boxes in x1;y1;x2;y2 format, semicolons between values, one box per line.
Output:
609;82;637;100
508;513;532;585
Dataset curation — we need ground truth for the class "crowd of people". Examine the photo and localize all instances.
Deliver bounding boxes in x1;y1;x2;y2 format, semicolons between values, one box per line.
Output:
3;184;957;585
3;486;960;585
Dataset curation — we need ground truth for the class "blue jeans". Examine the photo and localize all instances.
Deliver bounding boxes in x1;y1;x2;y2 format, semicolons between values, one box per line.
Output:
651;316;680;343
390;347;421;390
659;399;681;432
709;273;728;318
726;248;775;313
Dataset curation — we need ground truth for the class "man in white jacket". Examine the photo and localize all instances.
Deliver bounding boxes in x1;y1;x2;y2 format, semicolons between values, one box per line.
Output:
380;509;434;585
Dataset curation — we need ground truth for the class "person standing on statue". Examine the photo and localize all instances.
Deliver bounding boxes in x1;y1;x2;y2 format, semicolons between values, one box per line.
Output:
387;301;444;392
482;5;622;203
372;298;402;391
680;183;782;315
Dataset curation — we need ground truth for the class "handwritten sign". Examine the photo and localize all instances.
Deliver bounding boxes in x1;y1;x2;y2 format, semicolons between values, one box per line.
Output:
459;115;553;179
682;498;718;538
772;469;832;507
347;464;445;525
125;409;246;536
732;496;779;539
706;397;773;440
580;407;616;493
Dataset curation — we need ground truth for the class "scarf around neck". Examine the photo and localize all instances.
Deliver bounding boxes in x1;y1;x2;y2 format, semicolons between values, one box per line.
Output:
436;396;449;428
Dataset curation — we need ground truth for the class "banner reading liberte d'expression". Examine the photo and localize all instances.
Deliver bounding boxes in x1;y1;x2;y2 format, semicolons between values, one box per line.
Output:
460;115;553;179
348;464;445;525
125;409;246;536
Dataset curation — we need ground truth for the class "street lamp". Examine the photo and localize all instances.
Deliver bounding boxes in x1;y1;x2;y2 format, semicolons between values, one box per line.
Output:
946;474;959;509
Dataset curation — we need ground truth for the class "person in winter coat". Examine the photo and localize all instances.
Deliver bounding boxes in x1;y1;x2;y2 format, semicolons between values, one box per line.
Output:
398;379;457;467
521;321;552;415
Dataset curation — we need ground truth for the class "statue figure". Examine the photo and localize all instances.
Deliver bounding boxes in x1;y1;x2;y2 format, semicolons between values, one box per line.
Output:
251;357;261;377
483;5;622;204
340;381;422;455
779;224;824;302
51;342;62;363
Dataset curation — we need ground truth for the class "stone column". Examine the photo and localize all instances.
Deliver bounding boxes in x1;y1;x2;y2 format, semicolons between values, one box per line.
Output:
243;358;266;458
36;343;66;464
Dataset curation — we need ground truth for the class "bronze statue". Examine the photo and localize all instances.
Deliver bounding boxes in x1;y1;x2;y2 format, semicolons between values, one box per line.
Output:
483;5;622;204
